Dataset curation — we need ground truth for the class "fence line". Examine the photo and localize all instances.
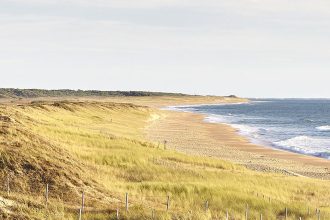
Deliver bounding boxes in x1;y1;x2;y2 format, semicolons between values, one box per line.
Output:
1;177;328;220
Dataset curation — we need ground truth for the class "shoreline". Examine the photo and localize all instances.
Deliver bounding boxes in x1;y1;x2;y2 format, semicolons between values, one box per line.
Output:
146;107;330;179
169;102;330;163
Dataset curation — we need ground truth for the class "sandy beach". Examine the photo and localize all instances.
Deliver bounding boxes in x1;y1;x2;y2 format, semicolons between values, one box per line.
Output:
146;109;330;179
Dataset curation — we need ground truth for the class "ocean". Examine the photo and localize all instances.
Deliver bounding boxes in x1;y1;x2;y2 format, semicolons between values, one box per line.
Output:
170;99;330;159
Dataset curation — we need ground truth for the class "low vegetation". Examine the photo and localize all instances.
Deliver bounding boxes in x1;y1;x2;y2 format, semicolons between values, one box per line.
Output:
0;100;329;219
0;89;189;99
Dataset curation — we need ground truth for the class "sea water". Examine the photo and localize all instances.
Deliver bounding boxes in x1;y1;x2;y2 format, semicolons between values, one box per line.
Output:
170;99;330;159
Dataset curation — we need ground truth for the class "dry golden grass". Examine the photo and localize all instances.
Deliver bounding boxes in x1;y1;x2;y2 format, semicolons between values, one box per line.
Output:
0;99;329;219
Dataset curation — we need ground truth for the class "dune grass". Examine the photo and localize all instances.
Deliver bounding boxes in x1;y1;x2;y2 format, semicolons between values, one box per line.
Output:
0;101;330;219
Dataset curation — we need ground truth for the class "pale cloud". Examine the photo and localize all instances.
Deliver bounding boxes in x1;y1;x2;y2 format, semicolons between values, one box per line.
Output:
3;0;330;12
0;59;23;64
0;0;329;97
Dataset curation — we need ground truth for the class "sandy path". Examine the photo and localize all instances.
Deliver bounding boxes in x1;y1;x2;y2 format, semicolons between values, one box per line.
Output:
146;110;330;179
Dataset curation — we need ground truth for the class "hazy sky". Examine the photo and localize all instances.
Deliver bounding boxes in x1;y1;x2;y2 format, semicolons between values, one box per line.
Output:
1;0;330;98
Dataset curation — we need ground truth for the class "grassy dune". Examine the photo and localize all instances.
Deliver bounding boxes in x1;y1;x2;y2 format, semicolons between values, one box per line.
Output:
0;100;329;219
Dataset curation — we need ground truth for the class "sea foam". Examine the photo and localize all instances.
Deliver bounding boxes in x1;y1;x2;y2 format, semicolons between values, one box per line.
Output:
274;136;330;158
204;114;234;124
316;125;330;132
231;124;260;137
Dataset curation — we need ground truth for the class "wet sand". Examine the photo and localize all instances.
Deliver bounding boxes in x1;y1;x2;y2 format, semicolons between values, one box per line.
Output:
146;110;330;179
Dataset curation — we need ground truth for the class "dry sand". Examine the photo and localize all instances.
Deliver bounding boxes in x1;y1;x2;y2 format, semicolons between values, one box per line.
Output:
146;110;330;179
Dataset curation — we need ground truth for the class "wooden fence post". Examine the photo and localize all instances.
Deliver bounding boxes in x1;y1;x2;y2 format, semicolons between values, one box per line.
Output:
245;204;249;220
166;195;170;211
226;210;229;220
285;207;288;220
116;208;119;220
260;213;263;220
45;184;49;207
205;200;209;212
6;175;10;196
81;191;85;212
151;209;155;219
125;193;129;212
78;208;82;220
318;210;321;220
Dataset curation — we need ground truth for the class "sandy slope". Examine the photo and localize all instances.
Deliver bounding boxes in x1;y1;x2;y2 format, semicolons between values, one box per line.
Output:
146;110;330;179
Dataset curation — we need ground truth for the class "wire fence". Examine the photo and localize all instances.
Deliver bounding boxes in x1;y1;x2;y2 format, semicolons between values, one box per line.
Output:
1;174;329;220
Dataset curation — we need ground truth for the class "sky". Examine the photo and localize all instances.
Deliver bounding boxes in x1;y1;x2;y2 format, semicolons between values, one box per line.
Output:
1;0;330;98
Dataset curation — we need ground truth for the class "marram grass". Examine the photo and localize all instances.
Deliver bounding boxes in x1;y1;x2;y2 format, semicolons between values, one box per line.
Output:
0;101;329;219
